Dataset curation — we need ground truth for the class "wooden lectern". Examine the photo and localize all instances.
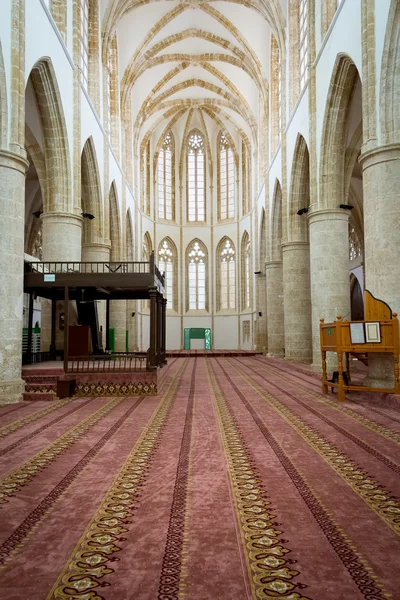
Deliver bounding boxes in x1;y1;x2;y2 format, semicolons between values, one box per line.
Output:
320;290;400;402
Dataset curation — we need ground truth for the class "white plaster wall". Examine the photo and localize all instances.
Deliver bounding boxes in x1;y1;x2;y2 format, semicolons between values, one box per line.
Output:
166;316;181;349
214;316;238;348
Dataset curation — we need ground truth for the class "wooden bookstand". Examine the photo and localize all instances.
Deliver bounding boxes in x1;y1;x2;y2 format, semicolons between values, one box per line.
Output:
320;290;400;402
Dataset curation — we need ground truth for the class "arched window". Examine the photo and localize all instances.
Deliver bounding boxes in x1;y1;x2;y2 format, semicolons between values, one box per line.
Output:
142;232;152;262
141;140;151;216
157;132;174;220
299;0;308;90
158;238;177;310
242;142;251;215
349;225;362;262
217;238;236;311
241;232;251;310
187;240;207;310
187;130;205;222
218;132;235;220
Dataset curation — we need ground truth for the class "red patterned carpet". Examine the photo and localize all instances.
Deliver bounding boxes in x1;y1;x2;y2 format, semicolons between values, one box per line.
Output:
0;356;399;599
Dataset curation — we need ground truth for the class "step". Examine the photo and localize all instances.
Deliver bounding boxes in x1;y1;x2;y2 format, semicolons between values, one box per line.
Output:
23;391;57;402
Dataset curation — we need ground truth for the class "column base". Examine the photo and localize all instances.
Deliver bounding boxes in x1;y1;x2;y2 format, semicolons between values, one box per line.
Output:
0;379;25;404
267;351;285;358
364;354;395;389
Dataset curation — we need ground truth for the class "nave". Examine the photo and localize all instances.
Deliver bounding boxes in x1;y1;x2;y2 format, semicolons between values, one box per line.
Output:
0;357;399;600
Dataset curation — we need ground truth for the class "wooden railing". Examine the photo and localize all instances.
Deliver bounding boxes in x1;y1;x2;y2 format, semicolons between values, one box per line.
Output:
65;352;148;373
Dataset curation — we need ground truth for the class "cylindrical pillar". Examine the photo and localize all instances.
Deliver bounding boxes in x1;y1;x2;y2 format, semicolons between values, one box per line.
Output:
81;242;111;351
110;302;127;352
0;150;29;404
282;241;312;362
41;212;83;353
255;274;267;353
149;288;157;369
360;144;400;387
308;209;350;371
265;260;285;357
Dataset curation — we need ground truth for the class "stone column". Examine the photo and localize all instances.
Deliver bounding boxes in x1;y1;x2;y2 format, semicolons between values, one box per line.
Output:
82;242;111;350
282;241;312;362
110;302;127;352
360;144;400;387
265;260;285;357
41;212;83;352
0;151;29;404
308;209;350;371
255;274;267;352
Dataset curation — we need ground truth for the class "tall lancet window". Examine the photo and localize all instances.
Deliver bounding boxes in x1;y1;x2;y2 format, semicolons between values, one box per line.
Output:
157;132;174;220
187;241;207;310
299;0;308;90
219;238;236;310
187;130;205;222
242;232;251;310
218;132;235;220
158;239;174;310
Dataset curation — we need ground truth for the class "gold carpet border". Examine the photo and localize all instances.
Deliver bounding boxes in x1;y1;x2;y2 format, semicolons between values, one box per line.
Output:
47;359;188;600
206;360;311;600
230;359;400;537
75;381;158;397
0;399;70;440
255;359;400;446
0;398;124;505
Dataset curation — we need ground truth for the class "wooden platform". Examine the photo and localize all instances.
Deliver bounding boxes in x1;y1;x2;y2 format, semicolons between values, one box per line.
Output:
22;361;169;400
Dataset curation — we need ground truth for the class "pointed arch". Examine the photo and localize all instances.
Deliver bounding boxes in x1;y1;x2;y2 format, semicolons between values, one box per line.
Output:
28;58;72;213
271;179;283;261
319;54;360;208
380;0;400;144
158;237;178;311
142;231;152;261
288;134;310;242
0;40;7;149
156;130;175;221
109;181;121;260
216;236;236;312
186;238;208;311
241;231;251;310
81;136;103;244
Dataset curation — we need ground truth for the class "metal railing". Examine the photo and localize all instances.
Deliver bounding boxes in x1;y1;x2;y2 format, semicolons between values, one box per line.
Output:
25;261;152;275
66;352;148;373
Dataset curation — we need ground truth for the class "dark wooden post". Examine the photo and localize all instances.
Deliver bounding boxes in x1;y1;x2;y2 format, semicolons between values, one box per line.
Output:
149;287;157;370
50;298;56;360
162;297;167;364
105;298;110;352
63;286;69;373
156;293;162;366
26;293;34;364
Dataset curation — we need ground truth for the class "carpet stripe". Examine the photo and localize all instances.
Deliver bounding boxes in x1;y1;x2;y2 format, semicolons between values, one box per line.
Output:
0;399;71;440
206;359;312;600
0;397;145;567
254;357;400;440
239;359;400;475
228;358;400;537
214;359;388;600
0;397;125;505
157;358;196;600
0;398;96;458
46;358;189;600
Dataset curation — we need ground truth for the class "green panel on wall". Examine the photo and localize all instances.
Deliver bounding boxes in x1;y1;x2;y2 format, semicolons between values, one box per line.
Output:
184;328;191;350
190;328;206;339
204;328;211;350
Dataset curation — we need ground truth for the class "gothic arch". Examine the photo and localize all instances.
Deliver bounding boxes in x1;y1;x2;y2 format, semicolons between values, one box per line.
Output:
288;134;309;242
259;207;267;272
380;0;400;144
216;236;236;312
81;137;103;244
28;58;72;213
142;231;152;261
271;179;282;261
185;238;208;312
319;54;360;209
109;181;121;260
158;236;178;312
0;40;7;149
241;231;251;310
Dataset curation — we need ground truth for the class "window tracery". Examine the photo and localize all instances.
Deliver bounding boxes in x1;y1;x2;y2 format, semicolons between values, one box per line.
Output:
187;131;205;222
158;239;175;310
349;226;362;261
187;241;206;310
218;133;235;220
157;132;174;220
219;238;236;310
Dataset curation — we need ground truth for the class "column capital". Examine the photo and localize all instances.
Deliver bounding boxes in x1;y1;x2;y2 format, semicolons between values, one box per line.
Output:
359;143;400;171
281;241;309;252
0;149;29;173
265;260;283;269
82;242;112;251
41;212;83;226
308;208;350;225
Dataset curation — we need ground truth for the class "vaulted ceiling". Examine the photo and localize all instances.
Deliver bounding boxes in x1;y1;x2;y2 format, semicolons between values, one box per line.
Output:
101;0;287;155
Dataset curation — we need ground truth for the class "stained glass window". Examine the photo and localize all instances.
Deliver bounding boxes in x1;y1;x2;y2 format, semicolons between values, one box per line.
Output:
187;131;205;222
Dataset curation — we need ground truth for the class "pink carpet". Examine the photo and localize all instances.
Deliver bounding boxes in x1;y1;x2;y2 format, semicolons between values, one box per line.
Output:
0;356;399;599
